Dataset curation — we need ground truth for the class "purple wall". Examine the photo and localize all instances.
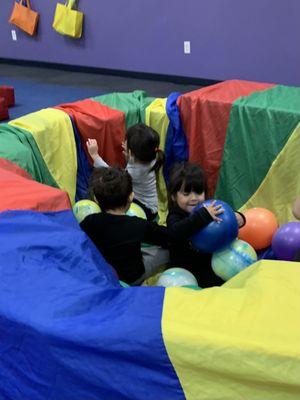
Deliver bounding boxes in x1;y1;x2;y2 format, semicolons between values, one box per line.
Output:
1;0;299;86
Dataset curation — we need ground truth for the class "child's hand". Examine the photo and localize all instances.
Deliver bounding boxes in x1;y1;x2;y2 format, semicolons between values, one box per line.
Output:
204;201;224;222
86;139;99;160
122;141;129;160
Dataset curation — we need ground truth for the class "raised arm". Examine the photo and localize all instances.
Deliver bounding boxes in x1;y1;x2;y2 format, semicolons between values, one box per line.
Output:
86;138;109;168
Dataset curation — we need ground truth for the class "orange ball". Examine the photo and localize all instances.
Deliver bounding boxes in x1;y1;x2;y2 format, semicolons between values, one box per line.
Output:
238;207;278;250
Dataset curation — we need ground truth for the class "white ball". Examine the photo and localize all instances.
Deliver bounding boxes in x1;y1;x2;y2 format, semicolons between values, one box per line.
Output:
156;268;198;287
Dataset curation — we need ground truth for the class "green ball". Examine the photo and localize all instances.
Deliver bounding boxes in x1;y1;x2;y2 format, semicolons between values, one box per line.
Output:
182;285;202;291
126;203;147;220
73;199;101;223
119;281;130;288
212;239;257;281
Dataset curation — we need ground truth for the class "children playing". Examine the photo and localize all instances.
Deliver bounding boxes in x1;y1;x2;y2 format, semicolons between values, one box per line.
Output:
166;162;246;288
86;124;164;221
80;167;169;285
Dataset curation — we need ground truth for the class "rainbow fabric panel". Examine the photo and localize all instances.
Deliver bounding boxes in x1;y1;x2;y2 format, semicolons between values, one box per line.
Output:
145;98;169;225
0;123;58;187
178;80;300;221
55;99;126;168
164;92;189;185
240;122;300;223
178;80;274;197
0;158;70;212
1;84;300;398
0;163;184;399
162;260;300;400
216;85;300;213
0;160;299;399
93;90;155;129
9;108;77;204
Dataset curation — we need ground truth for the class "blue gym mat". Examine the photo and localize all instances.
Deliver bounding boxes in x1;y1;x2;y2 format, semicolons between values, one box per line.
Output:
0;77;106;121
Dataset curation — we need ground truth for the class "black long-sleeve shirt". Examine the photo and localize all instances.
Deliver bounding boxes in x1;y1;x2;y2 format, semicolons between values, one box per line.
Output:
167;205;224;288
294;250;300;262
80;212;169;284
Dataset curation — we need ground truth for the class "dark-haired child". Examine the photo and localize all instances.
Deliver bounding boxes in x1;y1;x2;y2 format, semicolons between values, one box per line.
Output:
80;167;169;285
87;124;164;221
167;162;246;288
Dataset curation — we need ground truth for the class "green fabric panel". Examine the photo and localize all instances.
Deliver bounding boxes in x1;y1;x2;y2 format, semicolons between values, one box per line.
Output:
215;85;300;209
0;123;58;187
93;90;155;129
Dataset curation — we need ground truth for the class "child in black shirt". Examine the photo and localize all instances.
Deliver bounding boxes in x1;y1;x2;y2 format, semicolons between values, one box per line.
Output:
167;162;245;288
80;167;169;285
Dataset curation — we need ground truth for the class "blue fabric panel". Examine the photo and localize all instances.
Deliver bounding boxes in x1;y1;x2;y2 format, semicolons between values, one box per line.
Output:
164;92;189;184
0;210;184;400
69;117;93;201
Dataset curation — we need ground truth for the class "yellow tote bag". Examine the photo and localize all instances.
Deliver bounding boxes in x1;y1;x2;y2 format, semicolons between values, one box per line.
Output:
52;0;83;38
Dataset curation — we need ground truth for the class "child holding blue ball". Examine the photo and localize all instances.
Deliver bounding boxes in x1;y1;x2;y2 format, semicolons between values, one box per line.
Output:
167;162;245;287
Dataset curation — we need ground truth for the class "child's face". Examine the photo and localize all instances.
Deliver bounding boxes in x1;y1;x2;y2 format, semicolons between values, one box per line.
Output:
174;190;205;213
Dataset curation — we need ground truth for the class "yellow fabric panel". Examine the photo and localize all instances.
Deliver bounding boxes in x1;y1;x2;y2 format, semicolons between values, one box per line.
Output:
145;98;169;225
240;123;300;224
9;108;77;204
162;260;300;400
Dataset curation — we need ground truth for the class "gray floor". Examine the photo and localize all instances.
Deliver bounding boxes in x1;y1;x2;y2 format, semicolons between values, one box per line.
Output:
0;63;202;97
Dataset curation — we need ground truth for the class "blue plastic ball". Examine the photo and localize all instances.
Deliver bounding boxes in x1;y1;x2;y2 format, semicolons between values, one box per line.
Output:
190;200;238;253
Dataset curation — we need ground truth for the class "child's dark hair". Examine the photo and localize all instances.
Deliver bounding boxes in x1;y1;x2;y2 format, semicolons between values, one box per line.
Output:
168;162;207;208
126;124;165;173
88;167;132;211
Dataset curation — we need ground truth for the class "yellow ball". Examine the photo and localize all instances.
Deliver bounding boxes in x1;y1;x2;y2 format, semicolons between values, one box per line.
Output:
126;203;147;220
73;200;101;223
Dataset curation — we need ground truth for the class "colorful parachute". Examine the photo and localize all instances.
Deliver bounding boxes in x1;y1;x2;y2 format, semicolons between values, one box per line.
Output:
0;82;300;399
178;80;300;223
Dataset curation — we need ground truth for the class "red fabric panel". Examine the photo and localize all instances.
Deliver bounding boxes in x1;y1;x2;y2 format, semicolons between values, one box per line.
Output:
0;158;71;213
56;99;126;167
0;97;9;121
0;86;15;107
178;80;275;196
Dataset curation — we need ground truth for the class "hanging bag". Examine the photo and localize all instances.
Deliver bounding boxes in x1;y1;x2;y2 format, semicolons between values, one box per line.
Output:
9;0;39;36
52;0;84;39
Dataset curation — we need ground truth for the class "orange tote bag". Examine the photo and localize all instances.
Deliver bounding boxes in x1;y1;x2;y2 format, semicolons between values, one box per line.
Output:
9;0;39;36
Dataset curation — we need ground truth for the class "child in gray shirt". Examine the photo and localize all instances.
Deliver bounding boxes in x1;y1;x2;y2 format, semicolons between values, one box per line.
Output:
87;124;165;220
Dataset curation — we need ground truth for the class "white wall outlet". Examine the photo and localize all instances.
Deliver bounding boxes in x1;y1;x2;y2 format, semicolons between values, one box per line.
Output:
11;30;17;41
184;41;191;54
